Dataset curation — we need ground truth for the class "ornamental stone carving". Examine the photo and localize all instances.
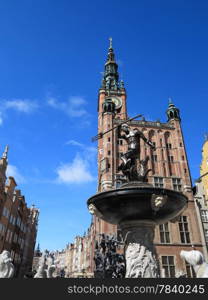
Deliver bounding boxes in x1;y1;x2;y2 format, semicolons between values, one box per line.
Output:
0;250;14;278
180;250;208;278
121;222;159;278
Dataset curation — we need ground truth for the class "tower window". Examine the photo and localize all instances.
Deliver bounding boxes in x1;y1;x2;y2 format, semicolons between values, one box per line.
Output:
178;216;191;243
161;149;164;160
154;177;164;188
151;155;157;162
168;156;174;162
108;137;111;142
161;256;175;278
108;163;111;169
166;143;172;149
159;223;170;243
172;178;182;191
204;229;208;244
2;207;9;218
201;210;208;222
163;163;166;177
182;155;185;160
117;139;123;145
180;142;183;147
13;233;18;243
0;223;6;236
108;150;111;156
6;229;12;243
184;168;187;174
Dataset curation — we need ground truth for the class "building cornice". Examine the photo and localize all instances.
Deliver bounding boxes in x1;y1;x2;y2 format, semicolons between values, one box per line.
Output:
114;119;174;130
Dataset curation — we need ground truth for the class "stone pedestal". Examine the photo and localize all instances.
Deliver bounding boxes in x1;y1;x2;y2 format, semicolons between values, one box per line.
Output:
120;220;159;278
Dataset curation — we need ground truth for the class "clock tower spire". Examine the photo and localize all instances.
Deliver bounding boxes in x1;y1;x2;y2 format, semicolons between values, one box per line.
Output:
100;37;125;93
98;38;127;119
101;37;119;91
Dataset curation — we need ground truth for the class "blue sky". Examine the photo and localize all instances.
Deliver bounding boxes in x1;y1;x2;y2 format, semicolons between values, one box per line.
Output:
0;0;208;250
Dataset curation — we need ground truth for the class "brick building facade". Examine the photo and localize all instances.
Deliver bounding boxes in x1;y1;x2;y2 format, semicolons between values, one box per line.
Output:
65;222;94;277
0;146;39;277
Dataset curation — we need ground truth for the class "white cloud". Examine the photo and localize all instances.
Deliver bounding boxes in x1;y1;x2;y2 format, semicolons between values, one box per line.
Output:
0;99;38;125
47;96;88;118
66;140;84;147
47;97;59;109
6;165;26;184
56;140;97;185
66;139;96;153
70;97;86;106
4;99;38;113
56;155;95;184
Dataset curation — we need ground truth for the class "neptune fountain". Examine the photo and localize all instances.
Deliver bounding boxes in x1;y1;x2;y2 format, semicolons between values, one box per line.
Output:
88;123;188;278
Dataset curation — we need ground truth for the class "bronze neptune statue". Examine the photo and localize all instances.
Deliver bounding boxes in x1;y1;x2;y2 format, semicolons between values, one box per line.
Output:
117;123;156;182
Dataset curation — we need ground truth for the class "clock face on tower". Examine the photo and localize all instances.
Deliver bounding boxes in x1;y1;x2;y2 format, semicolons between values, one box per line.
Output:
106;97;122;110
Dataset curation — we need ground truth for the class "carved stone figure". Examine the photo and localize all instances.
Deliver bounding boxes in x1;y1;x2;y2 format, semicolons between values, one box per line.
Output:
180;250;208;278
117;124;155;182
34;251;57;278
0;250;14;278
34;252;47;278
94;234;125;278
151;194;168;213
113;254;125;278
121;222;159;278
94;249;105;278
88;204;103;218
46;253;56;278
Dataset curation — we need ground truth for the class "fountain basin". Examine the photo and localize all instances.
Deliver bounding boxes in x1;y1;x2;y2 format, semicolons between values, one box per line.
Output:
87;185;188;225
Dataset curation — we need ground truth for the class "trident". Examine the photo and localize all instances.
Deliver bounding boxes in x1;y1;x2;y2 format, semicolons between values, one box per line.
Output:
91;114;143;142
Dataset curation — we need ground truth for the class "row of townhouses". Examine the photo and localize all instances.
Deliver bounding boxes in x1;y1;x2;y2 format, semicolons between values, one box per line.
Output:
0;146;39;277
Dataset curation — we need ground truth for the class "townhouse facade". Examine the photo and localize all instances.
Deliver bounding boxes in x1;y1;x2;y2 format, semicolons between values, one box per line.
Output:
0;146;39;277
